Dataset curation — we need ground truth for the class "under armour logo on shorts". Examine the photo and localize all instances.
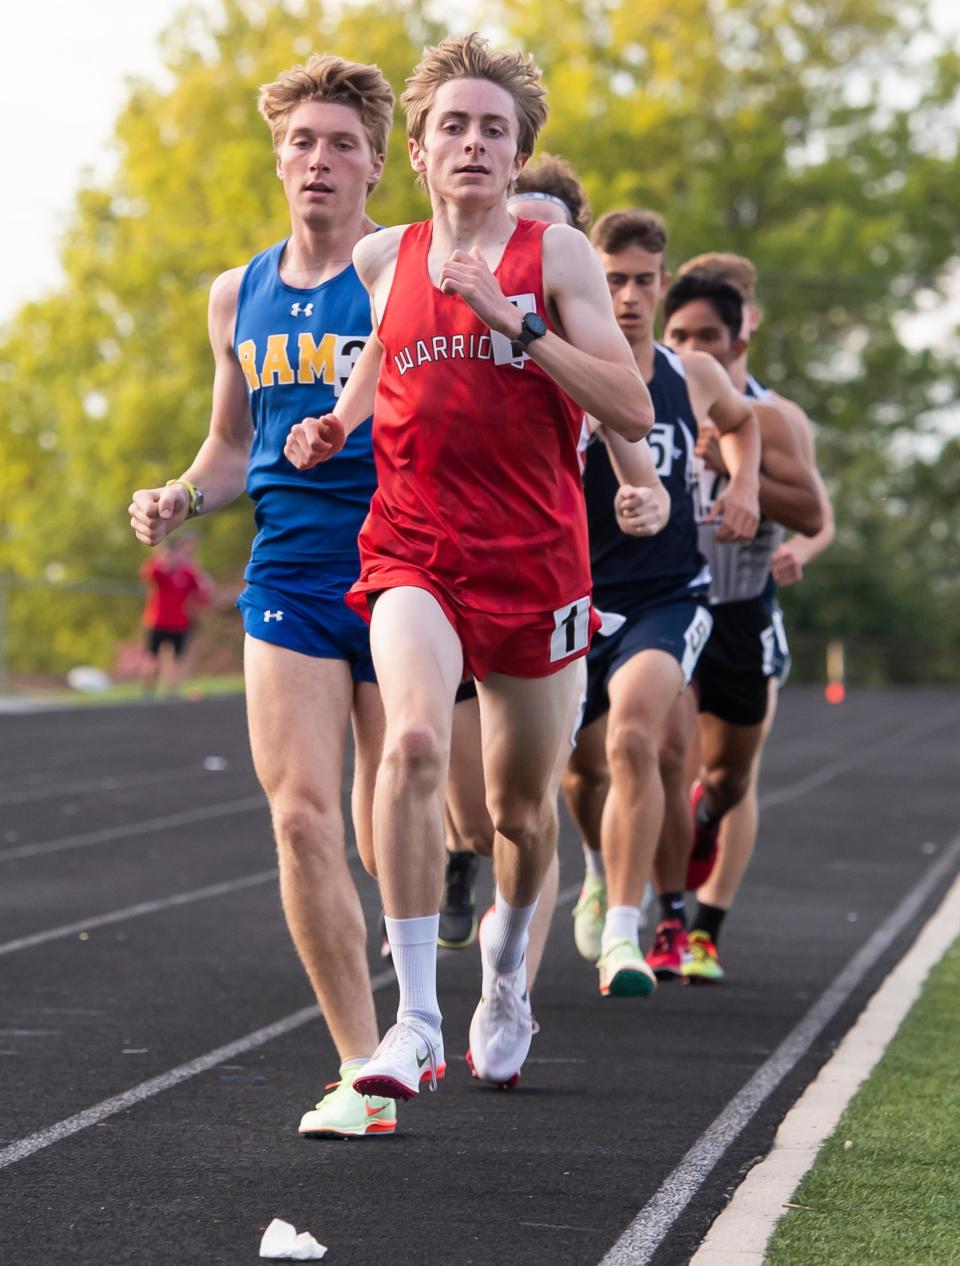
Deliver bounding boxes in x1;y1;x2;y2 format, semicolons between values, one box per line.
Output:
263;610;284;623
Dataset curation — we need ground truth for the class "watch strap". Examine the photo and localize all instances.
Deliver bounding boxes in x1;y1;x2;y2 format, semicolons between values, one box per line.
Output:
165;478;201;517
510;312;547;358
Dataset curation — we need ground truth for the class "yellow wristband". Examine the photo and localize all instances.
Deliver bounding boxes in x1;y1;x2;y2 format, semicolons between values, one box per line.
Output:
165;478;200;517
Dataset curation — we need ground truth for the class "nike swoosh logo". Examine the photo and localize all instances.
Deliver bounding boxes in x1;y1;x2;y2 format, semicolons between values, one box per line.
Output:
416;1051;429;1068
366;1103;386;1117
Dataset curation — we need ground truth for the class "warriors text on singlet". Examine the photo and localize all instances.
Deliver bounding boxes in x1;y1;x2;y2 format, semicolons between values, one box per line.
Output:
233;239;375;573
348;218;590;614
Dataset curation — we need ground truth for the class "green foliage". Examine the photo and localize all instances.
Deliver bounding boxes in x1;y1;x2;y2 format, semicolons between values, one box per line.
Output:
0;0;958;673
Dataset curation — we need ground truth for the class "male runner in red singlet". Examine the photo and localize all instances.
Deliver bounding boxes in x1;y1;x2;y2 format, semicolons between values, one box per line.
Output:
286;33;653;1102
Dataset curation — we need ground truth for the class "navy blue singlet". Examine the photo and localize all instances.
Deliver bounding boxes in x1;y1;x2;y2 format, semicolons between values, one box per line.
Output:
584;343;709;609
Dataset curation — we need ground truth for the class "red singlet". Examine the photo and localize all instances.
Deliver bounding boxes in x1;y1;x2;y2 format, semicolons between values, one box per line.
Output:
140;558;204;632
347;219;592;620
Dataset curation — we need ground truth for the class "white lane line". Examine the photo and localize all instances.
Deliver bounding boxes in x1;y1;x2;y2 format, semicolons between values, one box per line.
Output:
0;964;375;1172
0;1004;323;1170
689;864;960;1264
598;831;960;1266
7;701;954;868
758;703;959;811
0;885;581;1171
0;763;239;809
0;796;268;863
0;870;279;958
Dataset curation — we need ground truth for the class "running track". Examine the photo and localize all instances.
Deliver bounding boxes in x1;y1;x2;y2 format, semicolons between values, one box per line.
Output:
1;688;957;1265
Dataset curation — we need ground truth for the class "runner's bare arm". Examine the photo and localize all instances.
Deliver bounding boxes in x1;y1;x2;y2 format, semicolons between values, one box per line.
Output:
752;403;823;535
769;393;836;584
438;226;652;440
129;267;253;546
284;229;404;470
685;352;761;542
691;402;822;535
603;428;671;538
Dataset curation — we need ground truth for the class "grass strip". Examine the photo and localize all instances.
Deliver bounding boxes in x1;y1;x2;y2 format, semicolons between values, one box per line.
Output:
766;936;960;1266
45;674;244;706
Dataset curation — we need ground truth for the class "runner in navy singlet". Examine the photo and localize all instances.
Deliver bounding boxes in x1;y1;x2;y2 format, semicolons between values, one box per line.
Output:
559;210;763;999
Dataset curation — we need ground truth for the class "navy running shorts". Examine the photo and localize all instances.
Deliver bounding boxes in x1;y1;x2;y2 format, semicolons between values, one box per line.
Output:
694;596;777;726
583;594;713;728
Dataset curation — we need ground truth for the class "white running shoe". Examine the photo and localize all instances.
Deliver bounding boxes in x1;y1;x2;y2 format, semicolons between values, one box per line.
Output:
352;1022;445;1102
466;913;539;1089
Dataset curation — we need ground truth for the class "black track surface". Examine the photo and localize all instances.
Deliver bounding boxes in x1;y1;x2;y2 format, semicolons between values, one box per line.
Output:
1;688;957;1265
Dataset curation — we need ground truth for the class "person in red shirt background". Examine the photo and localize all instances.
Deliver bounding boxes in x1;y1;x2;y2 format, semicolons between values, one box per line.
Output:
139;534;212;695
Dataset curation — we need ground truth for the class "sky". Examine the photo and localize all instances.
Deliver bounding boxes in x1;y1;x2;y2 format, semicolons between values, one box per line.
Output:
0;2;182;322
1;0;958;325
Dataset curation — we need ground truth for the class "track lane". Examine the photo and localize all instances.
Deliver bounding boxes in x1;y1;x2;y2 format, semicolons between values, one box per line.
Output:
0;689;957;1266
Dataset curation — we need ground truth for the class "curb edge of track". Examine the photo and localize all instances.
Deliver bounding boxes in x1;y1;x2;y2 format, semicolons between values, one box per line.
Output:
597;830;960;1266
688;850;960;1264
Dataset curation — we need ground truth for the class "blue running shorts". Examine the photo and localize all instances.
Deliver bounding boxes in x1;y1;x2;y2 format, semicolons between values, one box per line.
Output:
237;561;376;683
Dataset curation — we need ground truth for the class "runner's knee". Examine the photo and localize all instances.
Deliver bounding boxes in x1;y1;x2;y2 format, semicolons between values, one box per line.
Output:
488;795;556;850
382;723;446;797
704;765;751;814
448;815;494;857
606;718;659;785
561;761;607;804
271;796;343;865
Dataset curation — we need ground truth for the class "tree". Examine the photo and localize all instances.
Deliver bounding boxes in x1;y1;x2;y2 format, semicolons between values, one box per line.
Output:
494;0;960;678
0;0;441;672
1;0;957;678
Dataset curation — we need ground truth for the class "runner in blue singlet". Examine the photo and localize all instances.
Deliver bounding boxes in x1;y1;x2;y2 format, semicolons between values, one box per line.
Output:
129;55;400;1138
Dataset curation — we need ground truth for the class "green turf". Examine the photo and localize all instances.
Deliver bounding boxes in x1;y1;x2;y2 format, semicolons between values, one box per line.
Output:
765;936;960;1266
46;674;245;706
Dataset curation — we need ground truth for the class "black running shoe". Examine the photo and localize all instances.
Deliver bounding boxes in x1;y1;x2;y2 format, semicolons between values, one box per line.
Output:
438;851;479;949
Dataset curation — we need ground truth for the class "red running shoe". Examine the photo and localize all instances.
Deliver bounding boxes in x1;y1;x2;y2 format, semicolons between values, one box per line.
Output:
686;780;721;890
646;918;692;981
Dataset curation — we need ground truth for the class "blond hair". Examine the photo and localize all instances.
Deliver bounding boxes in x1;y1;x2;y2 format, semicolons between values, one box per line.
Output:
591;209;668;258
677;252;758;302
402;33;547;159
258;54;395;159
514;153;592;233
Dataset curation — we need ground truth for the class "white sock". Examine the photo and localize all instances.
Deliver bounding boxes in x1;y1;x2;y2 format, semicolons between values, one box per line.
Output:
484;887;537;977
583;844;605;879
601;905;641;955
384;914;442;1036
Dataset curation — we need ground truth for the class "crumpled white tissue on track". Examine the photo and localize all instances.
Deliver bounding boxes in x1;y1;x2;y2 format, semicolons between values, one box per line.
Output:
259;1217;328;1260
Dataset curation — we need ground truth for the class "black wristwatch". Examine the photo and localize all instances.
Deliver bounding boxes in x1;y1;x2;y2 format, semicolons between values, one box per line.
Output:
510;311;548;358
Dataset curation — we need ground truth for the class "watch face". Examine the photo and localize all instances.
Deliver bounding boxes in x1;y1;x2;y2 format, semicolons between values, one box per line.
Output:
524;312;548;337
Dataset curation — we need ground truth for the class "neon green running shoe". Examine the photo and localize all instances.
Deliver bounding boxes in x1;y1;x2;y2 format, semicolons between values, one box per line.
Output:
298;1064;397;1138
683;929;726;983
572;874;607;962
597;938;657;998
